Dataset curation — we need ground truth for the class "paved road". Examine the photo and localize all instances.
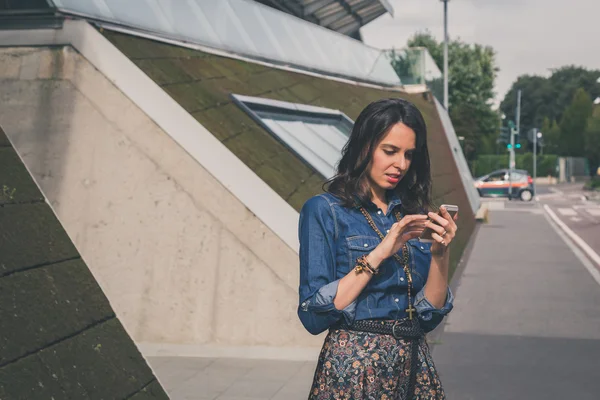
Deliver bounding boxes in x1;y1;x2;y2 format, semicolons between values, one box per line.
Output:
434;197;600;400
537;184;600;268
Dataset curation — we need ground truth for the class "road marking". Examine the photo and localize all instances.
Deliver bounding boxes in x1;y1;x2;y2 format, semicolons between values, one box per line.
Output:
558;208;577;216
570;217;583;222
549;187;564;195
543;205;600;287
587;209;600;217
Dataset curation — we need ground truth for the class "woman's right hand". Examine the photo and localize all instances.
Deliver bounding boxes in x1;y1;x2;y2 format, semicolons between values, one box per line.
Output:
367;214;428;267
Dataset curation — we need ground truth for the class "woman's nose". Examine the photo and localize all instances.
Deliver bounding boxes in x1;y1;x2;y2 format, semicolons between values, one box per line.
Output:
395;156;407;171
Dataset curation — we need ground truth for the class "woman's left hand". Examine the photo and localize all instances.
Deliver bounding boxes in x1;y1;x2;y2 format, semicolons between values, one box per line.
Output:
427;206;458;256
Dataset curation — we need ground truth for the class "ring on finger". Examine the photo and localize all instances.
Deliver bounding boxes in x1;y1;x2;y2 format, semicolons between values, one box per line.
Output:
441;230;448;237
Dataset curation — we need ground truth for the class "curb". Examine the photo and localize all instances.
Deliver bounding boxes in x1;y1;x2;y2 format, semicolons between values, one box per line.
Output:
427;219;483;348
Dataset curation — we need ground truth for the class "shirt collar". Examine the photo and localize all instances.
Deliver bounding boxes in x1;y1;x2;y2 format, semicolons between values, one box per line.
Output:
386;191;403;216
355;191;403;216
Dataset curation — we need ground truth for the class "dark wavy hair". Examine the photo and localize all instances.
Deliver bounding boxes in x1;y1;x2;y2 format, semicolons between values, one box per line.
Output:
326;98;433;214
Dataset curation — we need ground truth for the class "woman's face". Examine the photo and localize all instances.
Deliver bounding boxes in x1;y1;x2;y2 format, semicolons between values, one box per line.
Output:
367;122;416;194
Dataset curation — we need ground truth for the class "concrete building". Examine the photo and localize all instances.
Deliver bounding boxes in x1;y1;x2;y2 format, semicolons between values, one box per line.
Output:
0;0;478;370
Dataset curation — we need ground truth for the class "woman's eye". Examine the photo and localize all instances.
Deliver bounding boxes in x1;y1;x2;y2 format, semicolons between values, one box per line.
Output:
384;150;395;155
406;152;413;160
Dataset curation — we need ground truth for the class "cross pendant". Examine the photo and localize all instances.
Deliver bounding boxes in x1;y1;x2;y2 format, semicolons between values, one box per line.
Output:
405;304;416;320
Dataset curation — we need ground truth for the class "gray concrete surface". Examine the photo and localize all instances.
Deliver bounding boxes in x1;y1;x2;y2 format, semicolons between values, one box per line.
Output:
147;356;316;400
433;203;600;400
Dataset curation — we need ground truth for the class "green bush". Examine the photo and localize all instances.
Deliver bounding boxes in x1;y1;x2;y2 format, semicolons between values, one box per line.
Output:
471;154;559;177
584;177;600;190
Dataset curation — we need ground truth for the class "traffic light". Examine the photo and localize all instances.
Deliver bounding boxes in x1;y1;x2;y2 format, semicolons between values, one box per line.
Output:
515;143;522;149
507;144;513;149
499;127;510;143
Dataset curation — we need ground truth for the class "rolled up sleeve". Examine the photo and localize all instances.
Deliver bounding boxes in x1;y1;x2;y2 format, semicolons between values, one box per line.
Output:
298;196;356;335
414;287;454;333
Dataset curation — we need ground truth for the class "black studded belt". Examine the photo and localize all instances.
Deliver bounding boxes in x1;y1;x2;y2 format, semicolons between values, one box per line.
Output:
338;318;424;339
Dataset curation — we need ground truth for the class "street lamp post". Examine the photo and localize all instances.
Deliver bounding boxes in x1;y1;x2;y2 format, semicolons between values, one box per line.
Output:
533;129;543;200
441;0;449;109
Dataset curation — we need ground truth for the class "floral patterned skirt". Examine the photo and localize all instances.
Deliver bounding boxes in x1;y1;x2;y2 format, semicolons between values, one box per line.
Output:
308;327;445;400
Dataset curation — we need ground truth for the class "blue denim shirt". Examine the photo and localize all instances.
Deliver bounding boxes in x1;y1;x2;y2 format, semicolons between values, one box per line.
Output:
298;192;453;335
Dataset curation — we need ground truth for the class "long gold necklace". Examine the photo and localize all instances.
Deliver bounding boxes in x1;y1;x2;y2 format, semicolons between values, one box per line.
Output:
359;207;416;320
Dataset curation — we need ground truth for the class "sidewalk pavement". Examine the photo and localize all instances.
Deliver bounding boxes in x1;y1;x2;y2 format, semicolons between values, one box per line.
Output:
433;201;600;399
146;201;600;400
146;356;315;400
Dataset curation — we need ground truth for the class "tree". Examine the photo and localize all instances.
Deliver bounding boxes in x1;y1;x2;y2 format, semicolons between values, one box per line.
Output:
540;117;560;154
585;106;600;174
500;66;600;138
559;88;593;157
396;31;500;160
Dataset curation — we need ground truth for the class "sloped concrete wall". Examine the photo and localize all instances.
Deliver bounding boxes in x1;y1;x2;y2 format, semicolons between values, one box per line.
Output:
0;126;168;399
0;46;322;354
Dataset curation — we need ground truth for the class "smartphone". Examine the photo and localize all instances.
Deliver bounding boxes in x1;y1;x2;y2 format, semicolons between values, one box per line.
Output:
419;204;459;243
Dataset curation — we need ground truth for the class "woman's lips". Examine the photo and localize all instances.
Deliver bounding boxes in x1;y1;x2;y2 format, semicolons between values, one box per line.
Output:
386;174;400;183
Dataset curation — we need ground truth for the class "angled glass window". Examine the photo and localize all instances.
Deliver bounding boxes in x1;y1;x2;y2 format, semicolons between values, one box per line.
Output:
232;94;353;179
51;0;405;87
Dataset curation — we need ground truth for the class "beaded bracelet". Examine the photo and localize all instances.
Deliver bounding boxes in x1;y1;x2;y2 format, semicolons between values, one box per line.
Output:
355;255;379;275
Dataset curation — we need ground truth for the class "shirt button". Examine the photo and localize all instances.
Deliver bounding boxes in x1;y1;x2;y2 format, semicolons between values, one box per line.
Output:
420;246;425;250
363;243;368;247
400;277;405;282
386;229;390;233
301;302;306;307
394;298;399;303
377;210;382;215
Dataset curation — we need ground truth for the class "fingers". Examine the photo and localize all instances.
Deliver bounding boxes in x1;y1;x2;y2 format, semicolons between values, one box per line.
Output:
431;232;448;246
426;220;446;236
405;230;424;241
428;210;449;227
400;214;428;224
441;207;458;228
431;207;458;232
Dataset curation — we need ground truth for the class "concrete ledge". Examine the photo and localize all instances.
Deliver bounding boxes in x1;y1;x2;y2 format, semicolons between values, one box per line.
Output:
137;342;322;362
475;203;489;223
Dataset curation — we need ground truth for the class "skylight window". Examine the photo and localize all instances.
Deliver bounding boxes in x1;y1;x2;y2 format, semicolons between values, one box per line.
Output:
232;94;353;179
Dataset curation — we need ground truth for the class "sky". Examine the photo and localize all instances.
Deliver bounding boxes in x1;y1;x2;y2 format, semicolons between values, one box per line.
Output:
361;0;598;107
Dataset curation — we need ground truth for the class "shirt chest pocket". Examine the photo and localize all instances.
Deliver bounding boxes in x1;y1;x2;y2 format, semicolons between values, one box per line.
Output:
346;236;380;272
407;240;432;288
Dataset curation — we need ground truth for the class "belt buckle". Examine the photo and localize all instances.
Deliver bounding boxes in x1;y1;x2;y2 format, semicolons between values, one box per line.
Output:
392;320;403;339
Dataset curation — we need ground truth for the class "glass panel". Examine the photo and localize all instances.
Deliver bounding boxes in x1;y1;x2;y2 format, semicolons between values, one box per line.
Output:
238;96;352;179
485;173;505;182
52;0;412;87
423;50;443;104
434;98;480;213
387;47;443;102
193;0;256;54
157;0;223;47
232;0;285;60
303;121;348;150
103;0;169;31
52;0;111;18
262;119;336;178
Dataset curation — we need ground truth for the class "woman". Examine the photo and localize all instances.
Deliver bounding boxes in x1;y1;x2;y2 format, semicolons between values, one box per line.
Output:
298;98;457;399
